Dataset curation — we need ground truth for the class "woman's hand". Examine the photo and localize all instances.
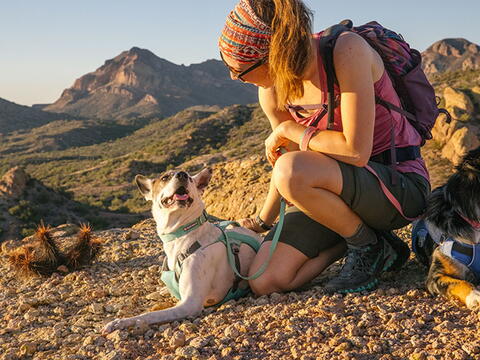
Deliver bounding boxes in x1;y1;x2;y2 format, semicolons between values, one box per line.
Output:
237;218;266;233
265;122;291;166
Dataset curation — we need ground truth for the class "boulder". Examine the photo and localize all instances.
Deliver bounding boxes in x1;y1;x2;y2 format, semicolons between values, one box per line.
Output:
431;117;461;146
441;125;480;165
0;166;29;198
443;87;474;121
470;86;480;106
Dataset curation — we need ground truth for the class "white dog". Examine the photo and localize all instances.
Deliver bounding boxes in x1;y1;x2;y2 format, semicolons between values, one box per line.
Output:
102;168;261;334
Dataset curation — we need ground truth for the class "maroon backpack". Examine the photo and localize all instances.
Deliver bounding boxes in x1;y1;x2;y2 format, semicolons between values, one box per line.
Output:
319;20;451;165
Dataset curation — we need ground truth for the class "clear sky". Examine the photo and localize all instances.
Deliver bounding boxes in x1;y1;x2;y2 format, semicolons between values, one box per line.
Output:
1;0;479;106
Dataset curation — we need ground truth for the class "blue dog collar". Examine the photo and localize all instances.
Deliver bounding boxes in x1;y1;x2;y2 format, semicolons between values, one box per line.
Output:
412;220;480;279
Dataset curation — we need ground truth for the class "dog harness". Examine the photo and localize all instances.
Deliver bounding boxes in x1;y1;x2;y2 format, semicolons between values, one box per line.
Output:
158;211;261;306
412;219;480;280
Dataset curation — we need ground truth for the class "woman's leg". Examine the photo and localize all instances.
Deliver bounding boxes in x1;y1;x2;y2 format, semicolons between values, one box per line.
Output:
250;151;396;294
249;240;346;296
272;151;360;236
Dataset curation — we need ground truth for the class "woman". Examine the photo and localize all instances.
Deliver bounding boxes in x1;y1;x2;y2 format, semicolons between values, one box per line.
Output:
218;0;430;295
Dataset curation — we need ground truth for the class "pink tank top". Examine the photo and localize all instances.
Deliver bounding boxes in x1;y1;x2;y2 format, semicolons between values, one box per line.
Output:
286;32;429;181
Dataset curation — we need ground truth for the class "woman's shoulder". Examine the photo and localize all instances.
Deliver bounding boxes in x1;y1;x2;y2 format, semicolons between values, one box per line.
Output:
332;31;384;81
333;31;372;60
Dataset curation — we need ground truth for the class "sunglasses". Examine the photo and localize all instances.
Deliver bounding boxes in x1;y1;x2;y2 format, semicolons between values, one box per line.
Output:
220;52;267;82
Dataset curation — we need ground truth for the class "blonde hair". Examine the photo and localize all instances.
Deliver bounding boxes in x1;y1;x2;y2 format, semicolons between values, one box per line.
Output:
252;0;313;107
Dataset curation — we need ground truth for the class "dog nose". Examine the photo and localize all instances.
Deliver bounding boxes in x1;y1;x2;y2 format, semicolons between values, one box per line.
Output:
175;171;188;180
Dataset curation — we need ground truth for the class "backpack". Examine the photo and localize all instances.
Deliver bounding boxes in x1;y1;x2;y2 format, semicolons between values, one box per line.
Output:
318;20;451;164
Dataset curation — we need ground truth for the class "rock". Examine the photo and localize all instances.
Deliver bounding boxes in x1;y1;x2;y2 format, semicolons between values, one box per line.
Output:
224;324;239;338
2;349;19;360
82;336;94;346
19;342;36;356
123;230;139;240
221;347;233;357
90;303;104;314
104;350;124;360
432;114;455;148
190;336;212;348
92;290;107;299
443;87;474;120
441;125;480;164
334;342;352;352
106;330;128;343
410;353;427;360
175;346;200;357
0;167;29;198
169;331;186;347
146;291;163;301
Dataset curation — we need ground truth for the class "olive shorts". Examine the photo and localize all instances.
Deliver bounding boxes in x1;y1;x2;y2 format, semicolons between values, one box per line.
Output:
264;160;430;259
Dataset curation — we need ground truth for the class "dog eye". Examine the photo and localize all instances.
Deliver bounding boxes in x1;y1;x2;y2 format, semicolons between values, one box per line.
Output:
160;174;170;182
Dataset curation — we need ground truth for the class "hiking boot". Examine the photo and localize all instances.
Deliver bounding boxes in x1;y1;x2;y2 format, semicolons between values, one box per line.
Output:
324;236;397;294
378;230;410;271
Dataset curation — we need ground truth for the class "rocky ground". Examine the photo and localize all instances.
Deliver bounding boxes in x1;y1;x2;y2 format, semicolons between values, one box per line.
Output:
1;148;477;360
2;217;480;360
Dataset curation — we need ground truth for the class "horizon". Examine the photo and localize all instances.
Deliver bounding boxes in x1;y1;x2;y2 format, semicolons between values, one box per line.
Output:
1;0;479;106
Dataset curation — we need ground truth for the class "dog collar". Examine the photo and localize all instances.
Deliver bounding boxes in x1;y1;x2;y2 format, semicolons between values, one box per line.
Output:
160;211;209;243
458;212;480;231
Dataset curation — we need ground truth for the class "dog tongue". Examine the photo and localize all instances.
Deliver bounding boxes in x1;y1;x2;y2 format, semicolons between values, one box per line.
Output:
173;194;189;201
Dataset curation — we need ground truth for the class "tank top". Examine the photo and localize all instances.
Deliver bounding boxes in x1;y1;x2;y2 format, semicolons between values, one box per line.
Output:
285;32;429;181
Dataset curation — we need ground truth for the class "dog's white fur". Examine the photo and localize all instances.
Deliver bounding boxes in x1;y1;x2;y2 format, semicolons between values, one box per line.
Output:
102;168;261;334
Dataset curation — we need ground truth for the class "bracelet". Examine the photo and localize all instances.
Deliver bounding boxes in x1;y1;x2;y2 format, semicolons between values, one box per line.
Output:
256;215;272;231
299;126;317;151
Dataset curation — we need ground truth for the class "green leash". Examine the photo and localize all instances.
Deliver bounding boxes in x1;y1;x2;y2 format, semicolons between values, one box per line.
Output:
224;198;286;280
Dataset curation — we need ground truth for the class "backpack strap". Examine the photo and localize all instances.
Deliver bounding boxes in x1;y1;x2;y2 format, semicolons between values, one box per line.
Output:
318;20;352;130
364;164;419;221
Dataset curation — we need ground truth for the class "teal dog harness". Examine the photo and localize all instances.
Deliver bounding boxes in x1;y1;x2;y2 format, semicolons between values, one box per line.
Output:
159;211;261;306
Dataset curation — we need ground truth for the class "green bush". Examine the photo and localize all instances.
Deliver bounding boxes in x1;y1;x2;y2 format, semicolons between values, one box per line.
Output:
21;228;35;237
8;200;37;222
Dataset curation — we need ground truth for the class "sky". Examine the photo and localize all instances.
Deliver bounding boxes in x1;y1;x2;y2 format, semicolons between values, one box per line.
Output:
1;0;479;106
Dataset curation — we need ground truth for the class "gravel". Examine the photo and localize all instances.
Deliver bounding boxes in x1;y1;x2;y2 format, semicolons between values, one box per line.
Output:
1;219;479;360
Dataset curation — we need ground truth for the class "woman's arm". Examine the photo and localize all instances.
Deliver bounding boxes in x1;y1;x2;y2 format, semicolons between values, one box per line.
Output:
268;32;378;167
238;87;297;232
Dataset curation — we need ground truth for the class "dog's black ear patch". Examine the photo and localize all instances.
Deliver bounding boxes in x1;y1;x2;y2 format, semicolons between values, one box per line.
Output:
193;168;212;193
135;175;153;201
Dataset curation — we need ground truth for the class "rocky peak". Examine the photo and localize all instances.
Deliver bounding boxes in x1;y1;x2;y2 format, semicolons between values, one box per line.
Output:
0;166;29;198
44;48;257;120
431;38;479;57
422;38;480;76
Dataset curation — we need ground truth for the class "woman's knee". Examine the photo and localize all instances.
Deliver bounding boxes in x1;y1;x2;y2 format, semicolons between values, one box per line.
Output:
272;152;329;198
249;272;291;296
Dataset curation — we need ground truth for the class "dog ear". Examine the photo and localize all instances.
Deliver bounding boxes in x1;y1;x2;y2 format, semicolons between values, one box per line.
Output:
192;167;212;193
135;175;153;201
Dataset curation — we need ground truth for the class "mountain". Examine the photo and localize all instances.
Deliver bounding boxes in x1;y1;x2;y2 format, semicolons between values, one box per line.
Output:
422;38;480;76
0;97;68;134
44;47;258;120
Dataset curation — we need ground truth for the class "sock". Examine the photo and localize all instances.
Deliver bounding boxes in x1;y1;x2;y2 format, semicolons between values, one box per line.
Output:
344;223;377;247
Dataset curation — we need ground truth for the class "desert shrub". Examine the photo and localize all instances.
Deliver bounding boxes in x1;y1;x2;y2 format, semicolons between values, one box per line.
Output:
86;216;109;229
8;200;37;222
20;228;35;237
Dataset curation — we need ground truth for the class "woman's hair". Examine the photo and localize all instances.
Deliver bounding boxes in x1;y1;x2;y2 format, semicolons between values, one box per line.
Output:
252;0;313;107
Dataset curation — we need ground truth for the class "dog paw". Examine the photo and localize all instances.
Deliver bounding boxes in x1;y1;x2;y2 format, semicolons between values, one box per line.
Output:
466;289;480;310
102;318;127;335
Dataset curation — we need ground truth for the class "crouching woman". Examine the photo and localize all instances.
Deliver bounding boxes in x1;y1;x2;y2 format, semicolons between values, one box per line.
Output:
218;0;430;294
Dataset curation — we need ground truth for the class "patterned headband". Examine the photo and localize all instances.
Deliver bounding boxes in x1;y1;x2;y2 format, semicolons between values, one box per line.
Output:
219;0;272;63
